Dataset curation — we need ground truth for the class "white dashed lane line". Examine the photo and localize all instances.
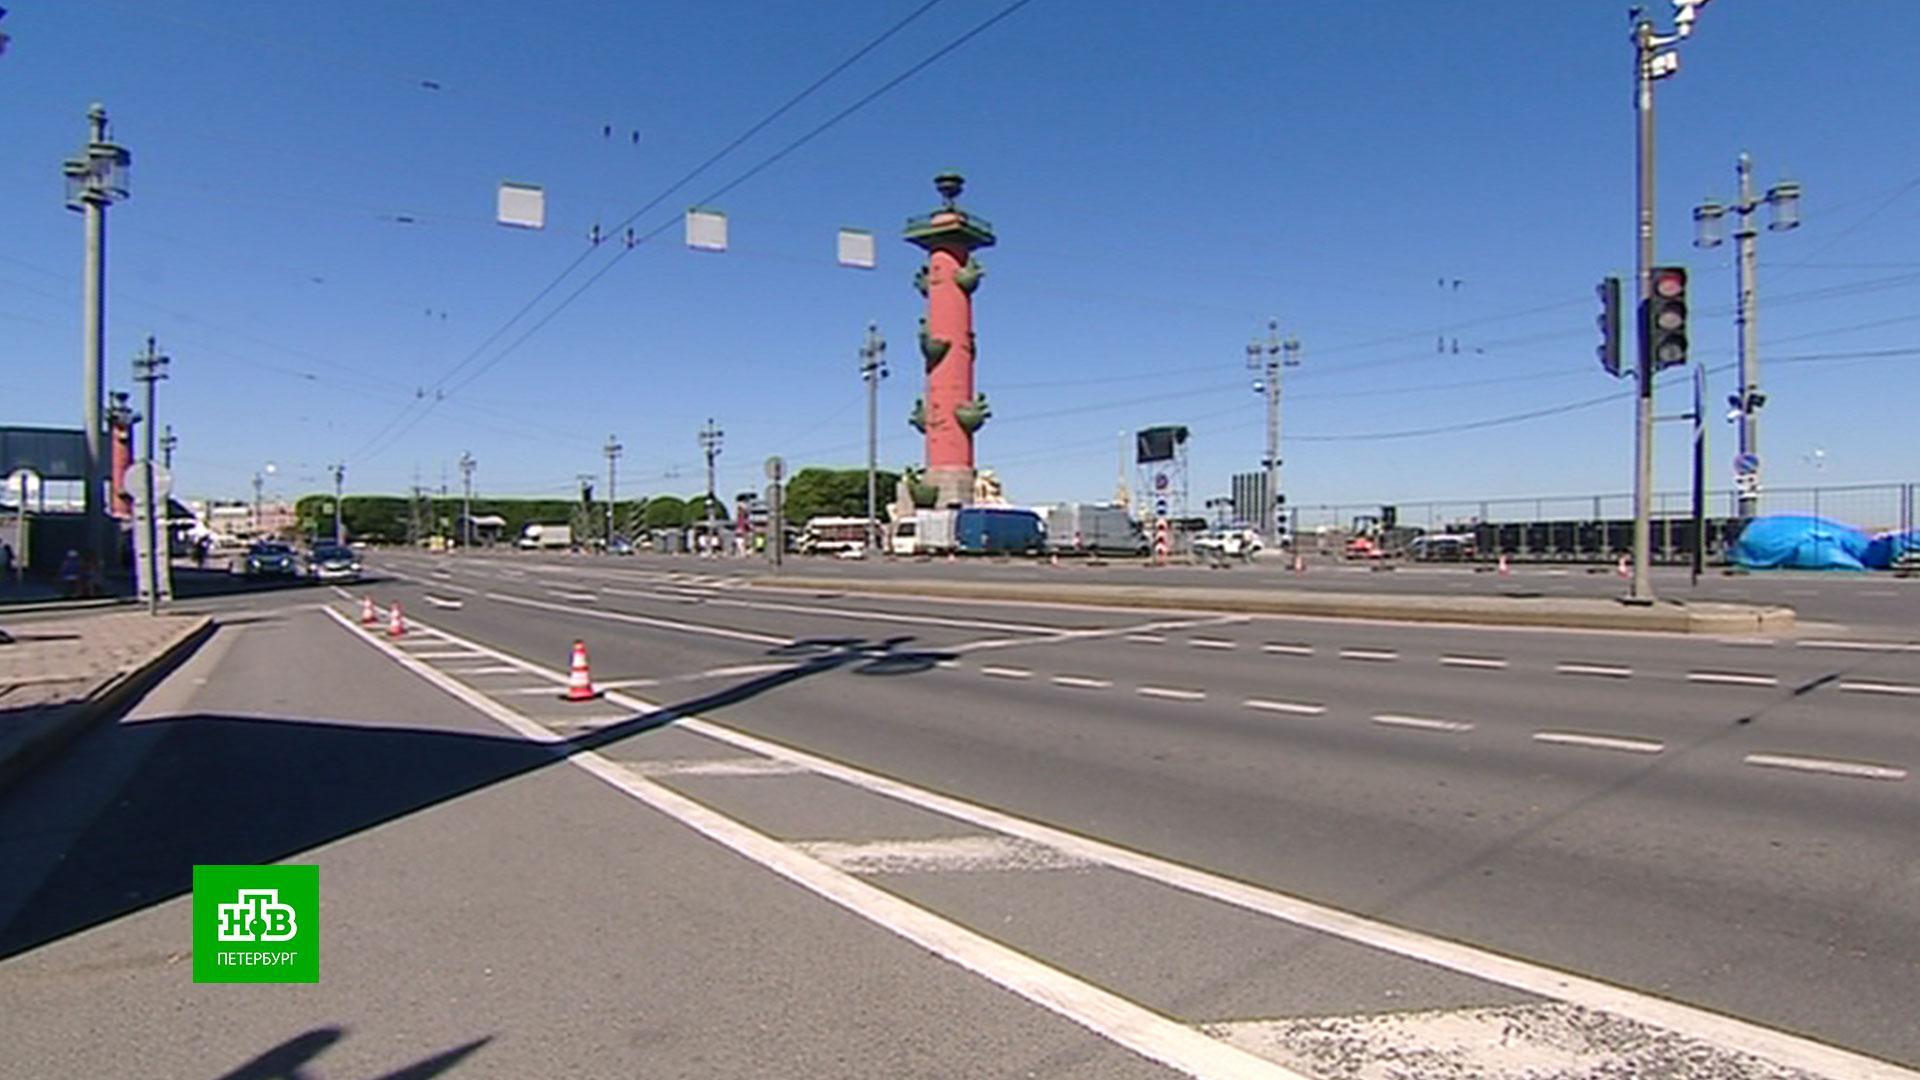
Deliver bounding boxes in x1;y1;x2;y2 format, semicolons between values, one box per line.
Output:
1838;681;1920;697
1338;648;1399;662
554;590;599;603
1263;643;1314;656
1125;633;1166;644
1439;655;1507;670
1796;639;1920;653
1190;637;1237;650
980;665;1033;680
1244;699;1327;717
1743;753;1908;782
1687;671;1780;688
1051;675;1113;689
1533;731;1665;755
1371;714;1473;734
1556;662;1633;678
1137;686;1207;702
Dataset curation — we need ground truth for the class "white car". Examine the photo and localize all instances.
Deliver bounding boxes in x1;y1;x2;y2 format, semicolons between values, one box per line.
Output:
1193;528;1263;561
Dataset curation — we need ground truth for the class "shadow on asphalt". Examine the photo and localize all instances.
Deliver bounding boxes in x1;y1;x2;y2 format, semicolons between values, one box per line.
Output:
0;636;952;961
213;1025;490;1080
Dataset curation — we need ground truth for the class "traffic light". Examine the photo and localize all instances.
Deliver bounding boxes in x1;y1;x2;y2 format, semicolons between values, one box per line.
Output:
1642;265;1689;370
1595;276;1623;377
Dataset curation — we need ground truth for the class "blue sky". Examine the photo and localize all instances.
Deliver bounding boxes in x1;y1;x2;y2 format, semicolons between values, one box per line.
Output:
3;1;1917;514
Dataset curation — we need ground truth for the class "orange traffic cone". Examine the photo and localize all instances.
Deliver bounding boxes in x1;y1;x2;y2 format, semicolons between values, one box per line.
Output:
1616;554;1631;579
1049;553;1060;567
564;640;598;701
1291;553;1306;574
387;601;407;638
1497;554;1511;577
360;596;377;625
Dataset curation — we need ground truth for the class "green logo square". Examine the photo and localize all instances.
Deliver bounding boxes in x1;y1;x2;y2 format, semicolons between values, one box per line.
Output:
192;864;319;983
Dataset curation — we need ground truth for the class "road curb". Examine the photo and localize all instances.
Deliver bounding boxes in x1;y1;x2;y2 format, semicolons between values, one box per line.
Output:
749;577;1795;634
0;614;215;798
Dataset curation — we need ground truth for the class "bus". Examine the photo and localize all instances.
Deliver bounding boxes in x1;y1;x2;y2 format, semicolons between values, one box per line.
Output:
799;516;872;556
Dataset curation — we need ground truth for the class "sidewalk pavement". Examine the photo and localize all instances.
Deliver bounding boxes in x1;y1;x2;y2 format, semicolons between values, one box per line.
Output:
0;612;213;795
752;576;1796;634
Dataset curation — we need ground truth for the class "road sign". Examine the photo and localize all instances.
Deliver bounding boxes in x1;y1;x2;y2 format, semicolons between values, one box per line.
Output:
1153;472;1169;492
1734;473;1760;496
6;468;41;504
764;455;785;482
1154;498;1169;517
1733;452;1759;476
124;462;173;505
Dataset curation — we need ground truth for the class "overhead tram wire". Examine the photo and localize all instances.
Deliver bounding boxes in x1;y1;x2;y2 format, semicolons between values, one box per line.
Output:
356;0;1037;464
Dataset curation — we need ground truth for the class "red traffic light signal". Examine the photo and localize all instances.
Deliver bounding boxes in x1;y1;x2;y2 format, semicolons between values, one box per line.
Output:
1642;265;1689;370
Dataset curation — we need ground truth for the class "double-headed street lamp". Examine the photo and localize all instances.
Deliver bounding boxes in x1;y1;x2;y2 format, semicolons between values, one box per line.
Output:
1694;154;1801;520
64;103;131;570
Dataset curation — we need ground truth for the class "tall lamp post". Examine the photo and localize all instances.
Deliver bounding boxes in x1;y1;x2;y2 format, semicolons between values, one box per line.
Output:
1694;154;1801;521
132;336;170;615
64;103;131;571
1246;319;1300;550
698;419;724;556
457;453;474;549
1624;0;1712;603
859;323;888;555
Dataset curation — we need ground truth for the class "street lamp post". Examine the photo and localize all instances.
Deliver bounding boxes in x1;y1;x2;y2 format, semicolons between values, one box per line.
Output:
1694;154;1801;520
859;323;888;555
64;103;132;572
602;437;621;549
457;453;474;550
1246;319;1301;551
331;463;347;545
1625;0;1711;603
132;336;170;615
698;420;724;557
160;424;177;470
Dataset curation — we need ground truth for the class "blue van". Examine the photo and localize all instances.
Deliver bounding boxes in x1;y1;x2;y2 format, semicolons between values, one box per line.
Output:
954;507;1046;555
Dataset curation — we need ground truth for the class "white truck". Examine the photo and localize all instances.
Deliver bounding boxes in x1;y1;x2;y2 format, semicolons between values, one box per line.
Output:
518;523;572;550
891;509;957;555
1043;503;1147;556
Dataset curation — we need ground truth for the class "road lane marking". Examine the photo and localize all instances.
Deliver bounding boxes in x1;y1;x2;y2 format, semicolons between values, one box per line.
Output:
553;590;599;603
1556;662;1633;678
323;607;1299;1079
1262;643;1314;656
793;836;1093;875
1137;686;1206;702
423;594;465;609
1440;655;1507;670
1051;675;1112;689
1686;671;1780;688
438;664;526;675
605;587;1079;635
486;590;790;646
595;677;662;689
980;665;1032;680
1190;637;1238;650
1125;633;1166;644
935;659;961;669
1715;637;1776;648
1244;699;1326;716
333;604;1920;1080
1339;648;1399;662
1796;639;1920;653
1743;753;1908;782
1371;713;1473;733
1533;731;1664;755
621;757;810;778
1838;680;1920;697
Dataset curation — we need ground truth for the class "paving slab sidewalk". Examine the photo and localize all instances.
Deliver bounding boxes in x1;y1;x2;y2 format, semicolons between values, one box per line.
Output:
0;612;213;795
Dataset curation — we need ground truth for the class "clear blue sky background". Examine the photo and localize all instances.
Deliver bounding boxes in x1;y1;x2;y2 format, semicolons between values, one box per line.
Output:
3;1;1917;515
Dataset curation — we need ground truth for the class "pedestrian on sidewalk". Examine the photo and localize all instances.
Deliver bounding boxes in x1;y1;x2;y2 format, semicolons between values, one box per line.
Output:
58;549;81;598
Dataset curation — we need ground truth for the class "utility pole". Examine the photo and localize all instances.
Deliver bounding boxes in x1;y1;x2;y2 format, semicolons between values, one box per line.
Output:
1246;319;1301;550
64;104;131;572
331;463;346;545
159;424;177;469
1626;1;1710;603
132;336;169;615
456;452;474;549
1695;154;1801;520
858;323;887;554
253;472;267;536
603;435;622;548
698;419;724;556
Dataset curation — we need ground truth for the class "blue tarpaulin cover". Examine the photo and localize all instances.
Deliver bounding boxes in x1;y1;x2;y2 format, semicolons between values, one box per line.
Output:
1730;515;1872;571
1864;529;1920;570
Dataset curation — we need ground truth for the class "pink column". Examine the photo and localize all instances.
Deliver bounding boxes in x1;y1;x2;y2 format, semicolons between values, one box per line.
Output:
904;174;994;507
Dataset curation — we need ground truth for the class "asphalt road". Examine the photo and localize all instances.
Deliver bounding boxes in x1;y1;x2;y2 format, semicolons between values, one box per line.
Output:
3;548;1917;1078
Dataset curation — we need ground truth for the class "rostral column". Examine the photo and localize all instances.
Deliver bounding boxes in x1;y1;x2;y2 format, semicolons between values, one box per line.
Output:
904;172;994;507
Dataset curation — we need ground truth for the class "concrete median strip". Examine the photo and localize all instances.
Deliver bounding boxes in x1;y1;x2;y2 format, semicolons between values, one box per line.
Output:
749;576;1796;634
0;612;215;796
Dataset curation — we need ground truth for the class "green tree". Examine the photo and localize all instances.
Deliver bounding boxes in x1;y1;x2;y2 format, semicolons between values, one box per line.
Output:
642;495;689;529
782;467;899;524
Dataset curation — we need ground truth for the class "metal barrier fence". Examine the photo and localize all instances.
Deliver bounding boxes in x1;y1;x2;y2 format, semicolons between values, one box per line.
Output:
1289;482;1917;563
